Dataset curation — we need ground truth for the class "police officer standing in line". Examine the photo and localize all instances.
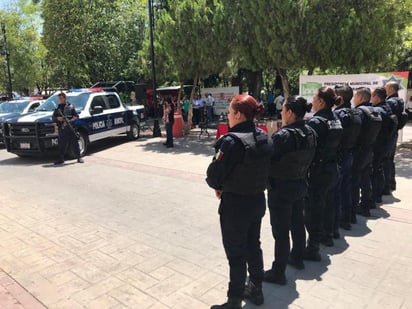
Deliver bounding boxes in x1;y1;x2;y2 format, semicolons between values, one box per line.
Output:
333;86;361;231
263;96;316;285
352;88;382;218
52;93;84;165
206;94;272;309
370;87;398;205
384;81;407;194
304;87;343;259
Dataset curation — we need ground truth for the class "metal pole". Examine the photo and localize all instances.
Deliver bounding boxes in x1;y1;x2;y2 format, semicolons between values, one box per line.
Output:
1;23;12;100
148;0;161;137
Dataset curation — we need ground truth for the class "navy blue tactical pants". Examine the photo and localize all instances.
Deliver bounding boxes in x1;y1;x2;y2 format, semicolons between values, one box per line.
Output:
305;162;339;251
58;128;80;161
352;148;374;211
335;152;353;225
219;192;266;298
384;132;398;192
165;122;174;147
268;179;307;274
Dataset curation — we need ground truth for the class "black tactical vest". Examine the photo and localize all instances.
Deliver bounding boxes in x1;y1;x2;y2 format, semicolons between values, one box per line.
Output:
269;126;316;180
334;108;362;151
314;115;343;162
222;130;273;195
356;106;382;147
376;103;398;141
387;97;408;130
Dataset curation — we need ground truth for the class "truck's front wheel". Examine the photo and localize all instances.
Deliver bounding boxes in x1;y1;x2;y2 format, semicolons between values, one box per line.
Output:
78;132;88;157
69;132;88;158
128;122;140;140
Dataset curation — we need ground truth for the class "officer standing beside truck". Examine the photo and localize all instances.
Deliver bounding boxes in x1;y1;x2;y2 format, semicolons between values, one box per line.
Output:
52;92;84;165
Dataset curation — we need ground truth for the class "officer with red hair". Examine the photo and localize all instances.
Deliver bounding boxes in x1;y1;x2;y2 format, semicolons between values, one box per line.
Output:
207;94;273;309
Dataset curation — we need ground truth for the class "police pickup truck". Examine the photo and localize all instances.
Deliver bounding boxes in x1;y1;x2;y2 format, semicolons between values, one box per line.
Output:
2;88;144;157
0;99;43;144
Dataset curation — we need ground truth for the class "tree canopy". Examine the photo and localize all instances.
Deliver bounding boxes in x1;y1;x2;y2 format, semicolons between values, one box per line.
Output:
0;0;411;94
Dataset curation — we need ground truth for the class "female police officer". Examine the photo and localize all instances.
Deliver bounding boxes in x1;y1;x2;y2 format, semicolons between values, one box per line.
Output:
263;96;316;285
304;87;343;260
206;94;273;309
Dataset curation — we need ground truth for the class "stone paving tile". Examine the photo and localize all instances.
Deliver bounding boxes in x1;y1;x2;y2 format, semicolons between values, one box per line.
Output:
115;266;159;290
109;284;156;308
87;294;123;309
70;277;124;305
0;270;46;309
160;291;209;309
145;272;193;300
1;131;412;308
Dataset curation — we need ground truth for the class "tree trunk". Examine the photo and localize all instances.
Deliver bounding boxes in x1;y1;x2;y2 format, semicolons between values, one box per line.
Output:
177;83;183;109
185;72;199;134
308;68;314;76
246;69;263;99
278;68;290;100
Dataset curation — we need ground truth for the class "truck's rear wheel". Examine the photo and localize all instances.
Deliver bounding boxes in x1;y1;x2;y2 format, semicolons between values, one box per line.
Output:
128;122;140;140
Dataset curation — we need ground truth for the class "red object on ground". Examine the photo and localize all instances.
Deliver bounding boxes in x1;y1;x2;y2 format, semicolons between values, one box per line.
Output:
216;123;268;139
173;112;184;137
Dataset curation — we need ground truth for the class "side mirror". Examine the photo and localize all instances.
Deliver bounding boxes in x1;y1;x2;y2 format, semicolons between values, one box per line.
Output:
91;105;104;115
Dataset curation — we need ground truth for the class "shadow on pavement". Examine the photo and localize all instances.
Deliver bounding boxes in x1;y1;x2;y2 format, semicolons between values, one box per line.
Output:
0;155;52;166
138;135;215;157
0;136;132;166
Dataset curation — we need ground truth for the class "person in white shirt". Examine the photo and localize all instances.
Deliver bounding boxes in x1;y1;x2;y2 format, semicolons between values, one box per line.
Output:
274;89;284;119
206;93;215;122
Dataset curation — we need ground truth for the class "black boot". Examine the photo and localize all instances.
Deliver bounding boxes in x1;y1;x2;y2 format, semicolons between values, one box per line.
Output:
320;234;334;247
244;279;264;305
350;212;357;224
288;254;305;270
302;247;321;261
356;207;371;217
210;298;242;309
263;269;286;285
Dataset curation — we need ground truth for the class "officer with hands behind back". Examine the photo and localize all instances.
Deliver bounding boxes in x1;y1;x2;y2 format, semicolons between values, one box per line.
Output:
384;81;407;194
263;96;316;286
352;88;382;218
304;87;343;260
206;94;273;309
333;85;361;232
52;92;84;165
370;87;398;205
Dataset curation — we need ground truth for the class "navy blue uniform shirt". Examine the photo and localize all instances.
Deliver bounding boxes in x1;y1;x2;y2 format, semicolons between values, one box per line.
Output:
271;120;307;161
52;103;79;129
307;108;334;148
206;121;255;190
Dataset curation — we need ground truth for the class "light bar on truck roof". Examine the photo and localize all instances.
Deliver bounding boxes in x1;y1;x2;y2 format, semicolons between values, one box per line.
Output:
68;87;105;93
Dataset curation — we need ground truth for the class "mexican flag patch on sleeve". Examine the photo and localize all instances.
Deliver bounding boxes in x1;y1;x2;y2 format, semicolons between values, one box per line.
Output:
215;150;224;161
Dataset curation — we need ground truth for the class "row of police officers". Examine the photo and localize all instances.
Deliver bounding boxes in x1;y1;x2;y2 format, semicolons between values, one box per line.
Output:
206;82;406;309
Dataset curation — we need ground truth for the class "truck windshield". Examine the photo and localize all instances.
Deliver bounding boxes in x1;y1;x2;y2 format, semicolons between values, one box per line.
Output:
37;93;91;112
0;101;30;113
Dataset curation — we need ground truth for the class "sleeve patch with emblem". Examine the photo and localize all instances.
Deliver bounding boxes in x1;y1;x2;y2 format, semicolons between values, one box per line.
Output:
215;149;224;161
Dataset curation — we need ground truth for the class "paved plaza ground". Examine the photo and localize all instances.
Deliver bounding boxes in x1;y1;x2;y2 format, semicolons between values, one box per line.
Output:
0;124;412;309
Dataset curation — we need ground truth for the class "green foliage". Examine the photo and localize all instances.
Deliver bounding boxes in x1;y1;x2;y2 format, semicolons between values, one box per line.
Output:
157;0;231;81
42;0;147;88
1;0;412;94
0;0;45;94
397;25;412;71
